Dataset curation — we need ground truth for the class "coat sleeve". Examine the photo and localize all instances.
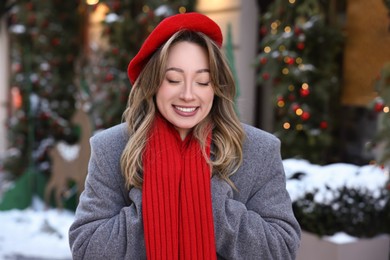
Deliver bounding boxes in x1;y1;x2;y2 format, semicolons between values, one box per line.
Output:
68;132;146;260
211;130;301;260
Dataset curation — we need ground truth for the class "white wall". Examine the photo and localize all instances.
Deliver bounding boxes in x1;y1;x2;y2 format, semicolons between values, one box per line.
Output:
0;18;9;156
196;0;258;125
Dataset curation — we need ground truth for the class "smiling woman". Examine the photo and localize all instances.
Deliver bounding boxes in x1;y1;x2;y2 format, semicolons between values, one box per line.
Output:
156;40;215;140
69;12;301;260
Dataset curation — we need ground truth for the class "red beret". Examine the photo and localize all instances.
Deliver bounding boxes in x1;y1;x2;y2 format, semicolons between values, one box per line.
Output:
127;12;223;85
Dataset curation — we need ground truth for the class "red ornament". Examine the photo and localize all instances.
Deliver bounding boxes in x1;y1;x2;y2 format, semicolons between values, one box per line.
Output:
301;112;310;121
294;27;302;35
319;121;328;129
262;72;270;81
105;73;114;82
297;42;305;50
51;38;61;46
285;57;295;65
374;102;385;112
300;88;310;97
260;57;268;65
260;26;267;36
288;94;296;101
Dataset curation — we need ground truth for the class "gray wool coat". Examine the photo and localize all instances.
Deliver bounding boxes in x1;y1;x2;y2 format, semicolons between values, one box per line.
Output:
68;123;301;260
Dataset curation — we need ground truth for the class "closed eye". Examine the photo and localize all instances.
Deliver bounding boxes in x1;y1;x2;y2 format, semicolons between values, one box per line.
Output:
167;79;180;84
197;82;210;86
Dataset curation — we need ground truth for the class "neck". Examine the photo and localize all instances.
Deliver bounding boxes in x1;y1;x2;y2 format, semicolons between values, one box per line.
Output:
176;127;190;140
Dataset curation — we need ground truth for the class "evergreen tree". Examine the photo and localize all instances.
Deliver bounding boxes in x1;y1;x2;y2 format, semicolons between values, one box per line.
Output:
6;1;84;177
370;63;390;168
4;0;196;179
256;0;344;164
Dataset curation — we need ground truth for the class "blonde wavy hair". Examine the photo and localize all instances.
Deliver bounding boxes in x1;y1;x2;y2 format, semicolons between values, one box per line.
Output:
121;30;245;189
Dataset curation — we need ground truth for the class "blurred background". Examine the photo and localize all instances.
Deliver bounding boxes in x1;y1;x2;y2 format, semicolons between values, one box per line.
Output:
0;0;389;259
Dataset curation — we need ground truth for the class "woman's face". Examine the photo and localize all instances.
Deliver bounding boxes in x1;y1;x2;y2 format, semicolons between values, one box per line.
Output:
156;41;215;140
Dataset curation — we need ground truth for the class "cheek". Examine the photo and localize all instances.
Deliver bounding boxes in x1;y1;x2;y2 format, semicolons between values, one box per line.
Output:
155;94;162;113
205;90;215;107
155;87;167;112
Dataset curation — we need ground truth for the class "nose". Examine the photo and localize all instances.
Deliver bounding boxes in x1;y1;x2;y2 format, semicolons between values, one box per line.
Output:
179;81;195;101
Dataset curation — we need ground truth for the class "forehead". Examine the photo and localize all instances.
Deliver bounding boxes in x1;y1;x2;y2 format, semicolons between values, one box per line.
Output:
166;41;209;67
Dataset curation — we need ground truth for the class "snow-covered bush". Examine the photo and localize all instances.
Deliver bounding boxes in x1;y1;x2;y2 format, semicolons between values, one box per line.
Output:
284;159;390;238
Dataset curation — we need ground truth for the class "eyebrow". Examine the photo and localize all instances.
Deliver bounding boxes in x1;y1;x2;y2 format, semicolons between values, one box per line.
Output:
166;67;210;73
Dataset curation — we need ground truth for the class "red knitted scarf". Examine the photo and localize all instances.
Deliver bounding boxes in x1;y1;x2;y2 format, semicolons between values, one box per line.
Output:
142;115;217;259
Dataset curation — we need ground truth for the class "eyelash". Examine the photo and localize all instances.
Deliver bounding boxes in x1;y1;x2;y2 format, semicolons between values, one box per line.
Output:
167;79;210;86
167;79;180;84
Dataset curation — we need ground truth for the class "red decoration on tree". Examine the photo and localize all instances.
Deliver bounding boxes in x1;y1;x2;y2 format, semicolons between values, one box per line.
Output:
51;38;61;46
260;26;267;36
319;121;328;129
294;27;302;35
300;88;310;97
297;42;305;50
301;111;310;121
105;73;114;82
374;101;385;112
262;72;270;80
285;56;295;65
260;57;268;65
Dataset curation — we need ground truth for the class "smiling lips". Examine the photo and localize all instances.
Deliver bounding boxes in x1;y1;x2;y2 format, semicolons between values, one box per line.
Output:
174;105;198;116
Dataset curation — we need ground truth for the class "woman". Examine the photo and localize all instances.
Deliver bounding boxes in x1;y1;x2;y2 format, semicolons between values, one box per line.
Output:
69;12;301;259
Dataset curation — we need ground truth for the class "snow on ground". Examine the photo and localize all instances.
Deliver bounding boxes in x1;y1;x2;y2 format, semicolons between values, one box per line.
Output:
0;159;388;259
0;197;74;260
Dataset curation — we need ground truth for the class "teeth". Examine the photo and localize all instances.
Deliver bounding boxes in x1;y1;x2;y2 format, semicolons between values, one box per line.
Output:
175;106;196;112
